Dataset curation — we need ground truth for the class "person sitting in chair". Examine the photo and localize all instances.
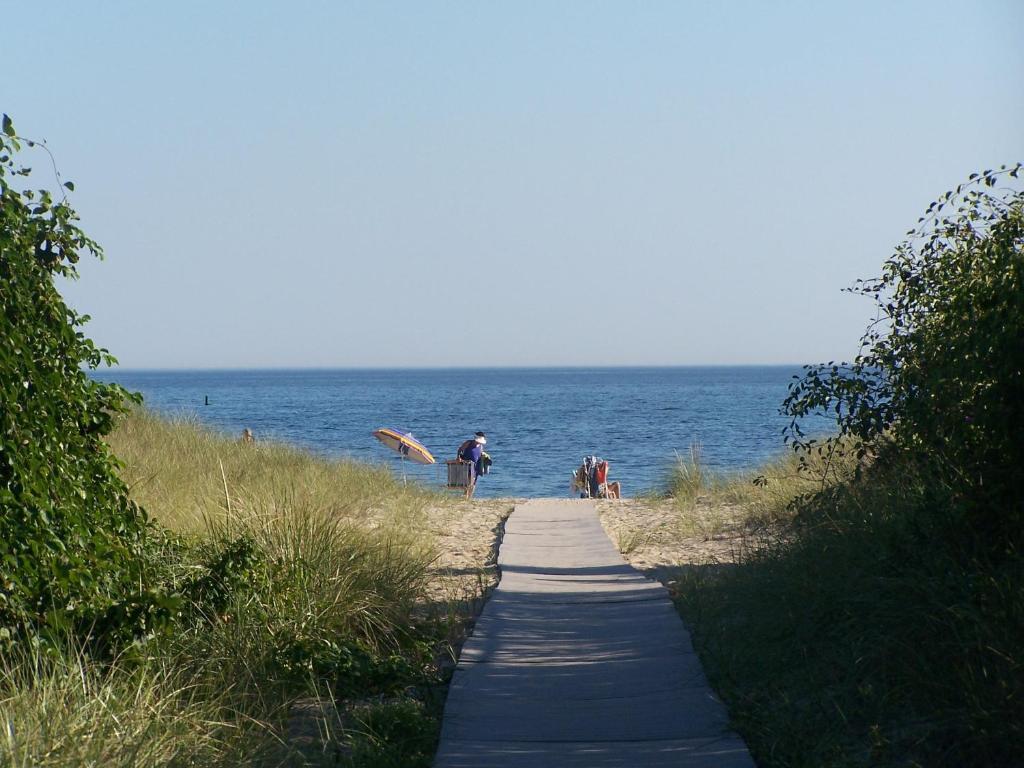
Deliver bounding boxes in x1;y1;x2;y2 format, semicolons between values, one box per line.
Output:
595;460;621;499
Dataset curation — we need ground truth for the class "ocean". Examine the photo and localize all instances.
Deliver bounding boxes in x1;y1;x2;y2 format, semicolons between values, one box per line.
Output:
91;367;829;498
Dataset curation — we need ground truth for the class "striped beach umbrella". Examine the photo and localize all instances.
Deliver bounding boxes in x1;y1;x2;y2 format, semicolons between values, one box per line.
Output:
371;428;436;465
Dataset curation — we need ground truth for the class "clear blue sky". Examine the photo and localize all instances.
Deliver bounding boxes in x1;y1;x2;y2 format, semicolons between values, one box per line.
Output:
5;1;1022;368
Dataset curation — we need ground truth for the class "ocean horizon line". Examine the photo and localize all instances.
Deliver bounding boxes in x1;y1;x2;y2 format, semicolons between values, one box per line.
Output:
95;362;812;375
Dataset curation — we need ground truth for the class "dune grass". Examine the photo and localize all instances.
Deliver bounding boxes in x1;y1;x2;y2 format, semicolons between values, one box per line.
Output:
666;445;1024;767
0;643;264;768
107;408;433;532
1;409;455;768
665;441;854;539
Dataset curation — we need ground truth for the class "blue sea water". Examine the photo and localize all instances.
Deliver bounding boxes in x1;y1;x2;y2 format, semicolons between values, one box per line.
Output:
92;367;829;499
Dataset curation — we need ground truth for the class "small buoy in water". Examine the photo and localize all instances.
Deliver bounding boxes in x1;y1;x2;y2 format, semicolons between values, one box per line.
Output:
204;395;209;406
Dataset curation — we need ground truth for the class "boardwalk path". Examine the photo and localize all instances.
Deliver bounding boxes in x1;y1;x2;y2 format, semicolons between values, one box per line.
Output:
434;499;754;767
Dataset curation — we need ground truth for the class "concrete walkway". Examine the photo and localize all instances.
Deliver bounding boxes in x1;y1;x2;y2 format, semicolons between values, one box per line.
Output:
434;499;755;767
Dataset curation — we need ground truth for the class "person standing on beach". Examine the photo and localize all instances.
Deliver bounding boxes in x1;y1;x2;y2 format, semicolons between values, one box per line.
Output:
456;431;487;499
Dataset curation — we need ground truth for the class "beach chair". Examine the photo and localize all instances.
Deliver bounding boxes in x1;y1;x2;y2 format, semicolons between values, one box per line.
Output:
572;456;602;498
572;457;620;499
446;459;473;493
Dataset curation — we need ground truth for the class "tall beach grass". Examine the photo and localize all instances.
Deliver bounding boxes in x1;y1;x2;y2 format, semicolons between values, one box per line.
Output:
0;643;264;768
107;409;433;532
2;409;451;767
664;441;855;539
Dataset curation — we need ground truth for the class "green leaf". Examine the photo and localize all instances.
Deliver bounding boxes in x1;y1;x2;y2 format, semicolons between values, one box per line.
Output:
1;114;13;137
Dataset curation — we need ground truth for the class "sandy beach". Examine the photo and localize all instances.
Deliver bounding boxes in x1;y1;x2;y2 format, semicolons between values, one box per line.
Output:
423;495;749;606
423;497;520;606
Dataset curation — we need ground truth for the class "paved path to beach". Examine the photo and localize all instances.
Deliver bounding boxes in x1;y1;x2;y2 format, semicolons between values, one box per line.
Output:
433;499;755;767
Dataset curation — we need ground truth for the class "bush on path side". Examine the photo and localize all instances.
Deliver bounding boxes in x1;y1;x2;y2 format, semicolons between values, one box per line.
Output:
0;114;165;651
0;113;448;766
783;164;1024;552
673;166;1024;767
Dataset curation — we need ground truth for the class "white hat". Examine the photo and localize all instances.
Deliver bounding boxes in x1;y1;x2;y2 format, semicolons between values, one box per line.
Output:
474;433;487;445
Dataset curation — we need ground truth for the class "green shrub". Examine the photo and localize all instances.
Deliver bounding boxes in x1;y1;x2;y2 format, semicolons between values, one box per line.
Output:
675;166;1024;766
783;164;1024;548
0;115;169;650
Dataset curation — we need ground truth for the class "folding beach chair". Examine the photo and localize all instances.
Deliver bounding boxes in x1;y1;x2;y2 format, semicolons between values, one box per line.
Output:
446;459;473;493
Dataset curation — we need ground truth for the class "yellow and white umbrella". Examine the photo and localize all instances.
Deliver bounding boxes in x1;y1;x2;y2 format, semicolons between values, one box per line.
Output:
371;428;436;465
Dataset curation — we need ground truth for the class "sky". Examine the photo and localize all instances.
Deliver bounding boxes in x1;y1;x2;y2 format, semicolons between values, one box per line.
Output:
4;1;1022;369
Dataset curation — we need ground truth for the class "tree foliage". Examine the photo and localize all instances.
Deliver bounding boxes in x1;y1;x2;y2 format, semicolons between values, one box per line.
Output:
783;164;1024;544
0;114;161;648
